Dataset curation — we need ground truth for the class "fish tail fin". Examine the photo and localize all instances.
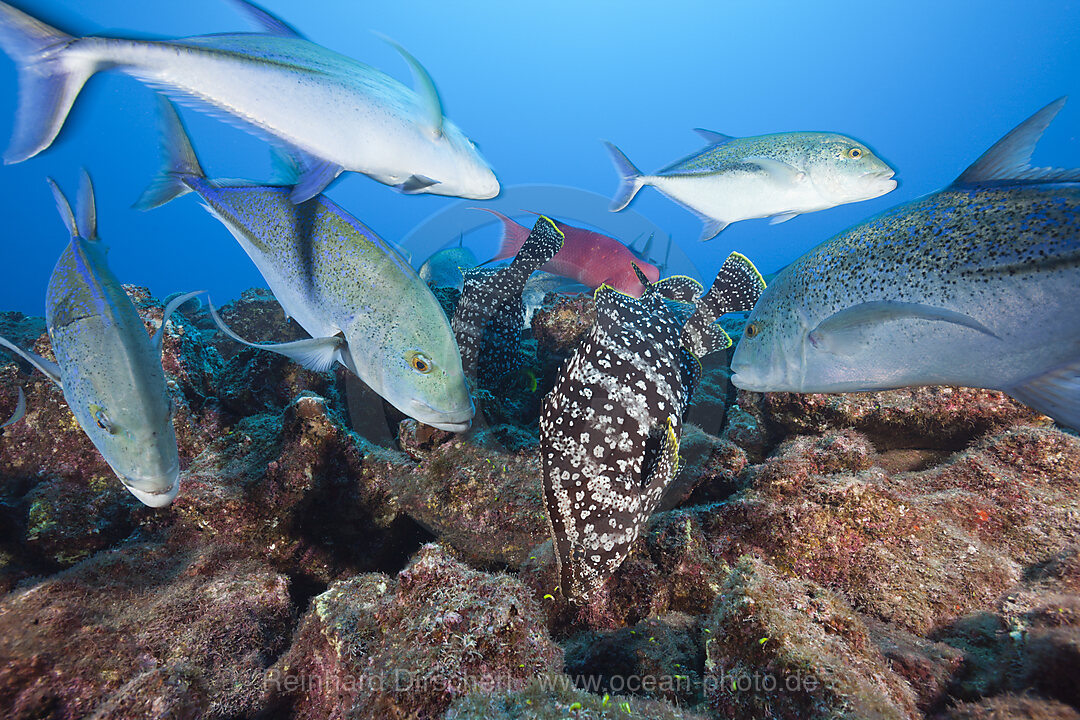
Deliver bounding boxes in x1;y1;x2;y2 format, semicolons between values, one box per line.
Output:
603;141;646;211
472;207;527;261
1007;357;1080;432
511;216;564;274
135;96;204;210
681;252;766;358
46;169;99;242
0;2;92;164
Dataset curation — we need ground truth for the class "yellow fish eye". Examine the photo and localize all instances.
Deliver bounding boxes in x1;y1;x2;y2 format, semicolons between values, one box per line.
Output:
91;405;117;434
745;322;761;339
847;147;863;159
409;352;433;373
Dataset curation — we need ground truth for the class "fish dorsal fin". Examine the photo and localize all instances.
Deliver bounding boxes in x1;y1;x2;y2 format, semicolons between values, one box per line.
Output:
0;335;62;388
808;300;1000;355
953;97;1080;186
153;290;206;353
77;169;97;241
228;0;305;38
1;386;26;429
694;128;736;145
593;284;639;333
377;33;444;137
46;177;77;239
651;274;703;303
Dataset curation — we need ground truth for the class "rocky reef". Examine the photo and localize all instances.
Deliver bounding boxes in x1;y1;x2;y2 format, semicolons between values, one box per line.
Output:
1;287;1078;719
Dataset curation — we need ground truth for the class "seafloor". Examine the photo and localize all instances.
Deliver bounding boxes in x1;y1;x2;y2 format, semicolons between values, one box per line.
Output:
0;286;1077;720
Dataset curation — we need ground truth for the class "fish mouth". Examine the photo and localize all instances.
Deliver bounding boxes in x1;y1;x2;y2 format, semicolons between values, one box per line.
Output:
120;464;181;508
408;399;475;433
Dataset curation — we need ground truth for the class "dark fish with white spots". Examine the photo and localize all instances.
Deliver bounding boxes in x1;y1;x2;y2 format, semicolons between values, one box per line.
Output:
451;216;564;381
540;253;765;601
731;98;1080;430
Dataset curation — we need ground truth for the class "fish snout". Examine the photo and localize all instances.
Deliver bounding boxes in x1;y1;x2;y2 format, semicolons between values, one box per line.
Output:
120;462;181;508
408;397;475;433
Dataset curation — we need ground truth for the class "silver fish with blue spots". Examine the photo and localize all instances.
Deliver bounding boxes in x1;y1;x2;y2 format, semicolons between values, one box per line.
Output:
731;98;1080;430
0;172;201;507
140;98;474;432
606;129;896;241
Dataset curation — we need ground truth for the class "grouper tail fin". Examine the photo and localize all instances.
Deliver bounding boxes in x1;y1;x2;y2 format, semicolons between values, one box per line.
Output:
135;96;205;210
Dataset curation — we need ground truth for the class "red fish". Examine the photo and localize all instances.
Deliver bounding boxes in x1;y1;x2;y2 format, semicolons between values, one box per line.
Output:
481;209;660;297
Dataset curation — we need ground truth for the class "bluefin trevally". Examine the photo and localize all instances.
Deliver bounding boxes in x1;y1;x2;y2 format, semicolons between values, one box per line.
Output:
140;98;474;432
540;253;765;601
0;172;202;507
451;216;564;382
605;129;897;241
418;244;479;291
0;0;499;203
731;98;1080;430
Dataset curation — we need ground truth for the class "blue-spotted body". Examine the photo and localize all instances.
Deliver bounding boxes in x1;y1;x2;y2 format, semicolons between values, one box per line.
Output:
0;173;200;507
451;216;564;381
540;255;765;601
0;0;497;203
606;129;896;241
731;98;1080;430
141;98;473;432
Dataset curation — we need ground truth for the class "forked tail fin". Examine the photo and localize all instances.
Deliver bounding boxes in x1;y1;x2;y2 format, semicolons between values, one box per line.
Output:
0;1;93;163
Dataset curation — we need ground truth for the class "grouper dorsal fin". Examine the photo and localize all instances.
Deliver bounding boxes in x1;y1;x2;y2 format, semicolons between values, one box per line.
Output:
952;96;1080;186
377;33;445;138
227;0;306;38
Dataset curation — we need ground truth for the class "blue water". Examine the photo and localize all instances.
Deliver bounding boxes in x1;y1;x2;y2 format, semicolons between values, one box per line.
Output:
0;0;1077;315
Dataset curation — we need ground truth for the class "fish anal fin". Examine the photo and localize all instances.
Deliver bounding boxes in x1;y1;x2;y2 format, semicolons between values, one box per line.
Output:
1007;358;1080;431
226;0;305;37
698;217;728;242
289;159;344;204
769;211;799;225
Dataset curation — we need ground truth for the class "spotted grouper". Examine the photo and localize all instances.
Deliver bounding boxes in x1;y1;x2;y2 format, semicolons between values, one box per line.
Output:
540;252;766;601
605;128;896;241
731;98;1080;431
451;216;565;382
0;172;201;507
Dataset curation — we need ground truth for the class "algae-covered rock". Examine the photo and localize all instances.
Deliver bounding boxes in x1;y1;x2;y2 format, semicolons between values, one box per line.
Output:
0;538;292;719
265;543;562;719
446;674;709;719
384;434;548;565
935;696;1080;719
172;393;420;583
703;556;920;720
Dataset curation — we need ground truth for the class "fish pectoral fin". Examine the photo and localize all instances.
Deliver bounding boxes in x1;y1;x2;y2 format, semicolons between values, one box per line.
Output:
288;159;344;204
376;33;445;137
2;386;26;429
227;0;305;38
0;335;62;388
693;128;736;146
769;211;799;225
808;301;1000;355
641;417;680;493
1007;357;1080;431
744;156;806;184
153;290;206;353
208;301;345;372
397;174;441;194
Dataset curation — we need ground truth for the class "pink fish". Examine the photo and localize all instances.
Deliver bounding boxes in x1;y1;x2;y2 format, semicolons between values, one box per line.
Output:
481;209;660;298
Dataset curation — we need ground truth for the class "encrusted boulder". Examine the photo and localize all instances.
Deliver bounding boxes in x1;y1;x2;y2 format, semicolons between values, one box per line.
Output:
265;543;563;719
